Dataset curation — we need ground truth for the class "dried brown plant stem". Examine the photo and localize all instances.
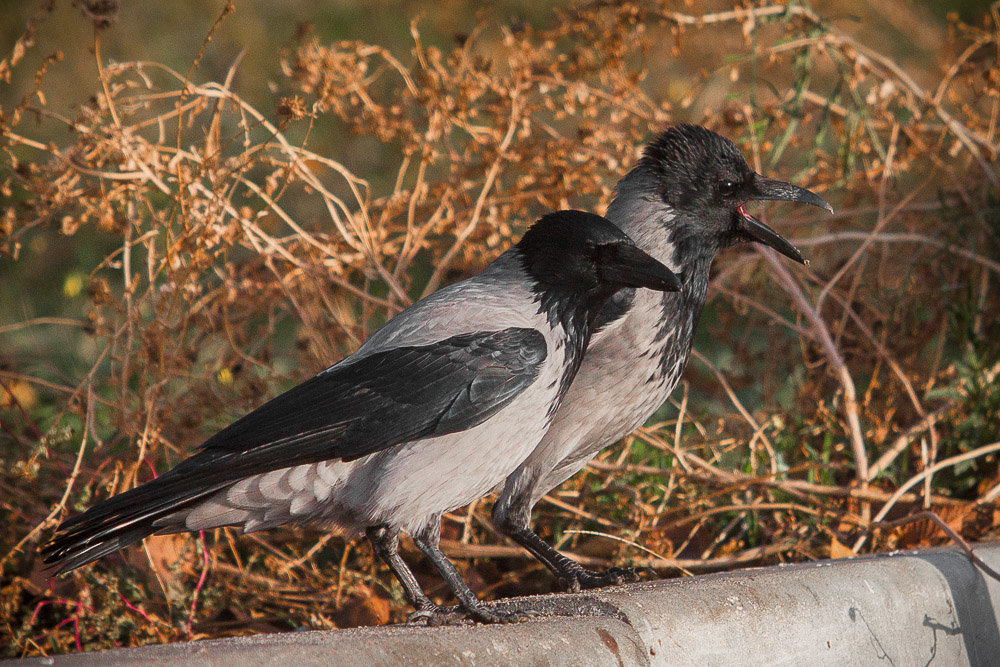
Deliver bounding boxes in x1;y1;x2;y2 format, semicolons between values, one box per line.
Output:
0;318;85;335
815;183;926;314
586;459;963;508
628;428;734;483
654;3;822;28
869;408;951;480
822;289;929;422
692;349;778;475
853;440;1000;552
760;250;870;496
670;502;868;528
742;104;871;515
671;381;693;474
714;285;810;338
764;20;998;182
562;529;695;576
873;511;1000;585
794;232;1000;275
421;93;523;297
539;494;623;530
873;440;1000;525
438;538;796;572
830;35;997;182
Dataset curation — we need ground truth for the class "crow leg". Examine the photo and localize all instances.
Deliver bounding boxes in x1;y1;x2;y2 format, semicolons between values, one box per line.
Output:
366;524;462;623
410;517;541;624
493;473;642;593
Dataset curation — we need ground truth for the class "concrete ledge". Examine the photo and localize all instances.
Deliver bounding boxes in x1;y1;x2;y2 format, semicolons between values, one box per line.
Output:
21;615;647;666
12;543;1000;666
590;545;1000;665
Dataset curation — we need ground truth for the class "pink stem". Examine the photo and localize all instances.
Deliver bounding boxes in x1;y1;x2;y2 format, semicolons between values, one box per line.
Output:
187;530;210;635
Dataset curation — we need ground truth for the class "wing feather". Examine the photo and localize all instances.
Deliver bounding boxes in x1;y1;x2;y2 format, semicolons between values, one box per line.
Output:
42;327;547;572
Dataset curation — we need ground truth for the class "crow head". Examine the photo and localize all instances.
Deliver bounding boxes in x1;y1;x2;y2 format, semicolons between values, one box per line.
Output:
638;124;831;264
517;210;681;297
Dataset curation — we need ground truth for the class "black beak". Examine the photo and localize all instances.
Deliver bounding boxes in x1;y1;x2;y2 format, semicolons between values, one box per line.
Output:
740;210;806;264
738;175;833;264
748;176;833;213
599;242;682;292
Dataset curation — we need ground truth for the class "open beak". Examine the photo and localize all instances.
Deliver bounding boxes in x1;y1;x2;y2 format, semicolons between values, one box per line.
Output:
600;242;682;292
739;175;833;264
739;207;805;264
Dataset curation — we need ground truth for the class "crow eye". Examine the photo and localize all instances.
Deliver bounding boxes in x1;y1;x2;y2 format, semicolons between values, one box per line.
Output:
719;180;739;197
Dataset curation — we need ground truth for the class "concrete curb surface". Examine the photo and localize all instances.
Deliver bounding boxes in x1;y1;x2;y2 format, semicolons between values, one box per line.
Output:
11;544;1000;666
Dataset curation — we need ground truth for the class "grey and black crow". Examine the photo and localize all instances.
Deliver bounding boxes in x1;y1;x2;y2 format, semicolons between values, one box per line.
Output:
492;125;832;590
42;210;681;623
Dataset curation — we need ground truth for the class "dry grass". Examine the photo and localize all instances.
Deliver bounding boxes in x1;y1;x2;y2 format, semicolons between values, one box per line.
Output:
2;0;999;656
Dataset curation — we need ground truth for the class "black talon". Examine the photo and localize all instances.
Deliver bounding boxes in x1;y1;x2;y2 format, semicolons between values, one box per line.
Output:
561;564;642;592
467;605;543;624
406;603;470;627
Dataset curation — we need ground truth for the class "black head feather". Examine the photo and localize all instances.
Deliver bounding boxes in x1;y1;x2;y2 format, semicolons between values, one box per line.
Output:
517;210;629;289
625;124;827;264
516;210;678;304
641;124;754;215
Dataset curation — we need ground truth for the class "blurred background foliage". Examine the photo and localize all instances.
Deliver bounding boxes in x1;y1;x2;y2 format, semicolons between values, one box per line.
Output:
2;0;999;656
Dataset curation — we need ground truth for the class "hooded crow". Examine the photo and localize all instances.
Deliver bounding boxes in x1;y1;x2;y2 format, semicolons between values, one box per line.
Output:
493;125;833;590
41;210;680;623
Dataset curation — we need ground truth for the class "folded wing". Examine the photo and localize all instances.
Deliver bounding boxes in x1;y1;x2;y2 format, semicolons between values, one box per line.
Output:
42;327;547;571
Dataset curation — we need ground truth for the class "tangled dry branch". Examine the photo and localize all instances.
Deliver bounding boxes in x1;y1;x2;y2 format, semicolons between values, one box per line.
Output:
2;0;998;655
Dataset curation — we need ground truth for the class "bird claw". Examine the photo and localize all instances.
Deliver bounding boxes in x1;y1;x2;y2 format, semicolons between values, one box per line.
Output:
560;565;644;592
406;601;546;625
468;605;545;624
405;603;470;627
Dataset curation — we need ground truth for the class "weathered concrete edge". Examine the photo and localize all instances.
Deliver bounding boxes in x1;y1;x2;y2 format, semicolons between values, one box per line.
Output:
10;543;1000;666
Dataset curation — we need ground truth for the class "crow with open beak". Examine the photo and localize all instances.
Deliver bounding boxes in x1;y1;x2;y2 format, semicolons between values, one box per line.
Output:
493;124;832;591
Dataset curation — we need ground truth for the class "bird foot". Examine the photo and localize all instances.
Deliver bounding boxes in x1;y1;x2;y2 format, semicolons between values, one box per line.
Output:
466;604;545;625
406;600;546;625
560;565;645;593
405;603;470;627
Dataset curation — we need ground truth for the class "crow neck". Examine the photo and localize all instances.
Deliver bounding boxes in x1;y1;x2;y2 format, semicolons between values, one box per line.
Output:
605;171;715;367
606;176;714;313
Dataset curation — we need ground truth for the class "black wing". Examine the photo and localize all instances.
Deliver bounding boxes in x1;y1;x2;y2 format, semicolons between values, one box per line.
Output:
42;328;546;572
194;326;548;467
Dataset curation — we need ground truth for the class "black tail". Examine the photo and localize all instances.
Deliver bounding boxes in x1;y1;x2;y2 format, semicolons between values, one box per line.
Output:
40;468;230;573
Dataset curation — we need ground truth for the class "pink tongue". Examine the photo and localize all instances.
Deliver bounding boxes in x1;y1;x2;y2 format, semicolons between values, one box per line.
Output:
737;204;748;218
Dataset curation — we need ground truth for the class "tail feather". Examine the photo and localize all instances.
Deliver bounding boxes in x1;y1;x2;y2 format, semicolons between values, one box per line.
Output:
40;471;231;573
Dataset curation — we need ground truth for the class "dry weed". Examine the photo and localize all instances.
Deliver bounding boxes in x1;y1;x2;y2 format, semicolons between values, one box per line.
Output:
1;1;998;655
